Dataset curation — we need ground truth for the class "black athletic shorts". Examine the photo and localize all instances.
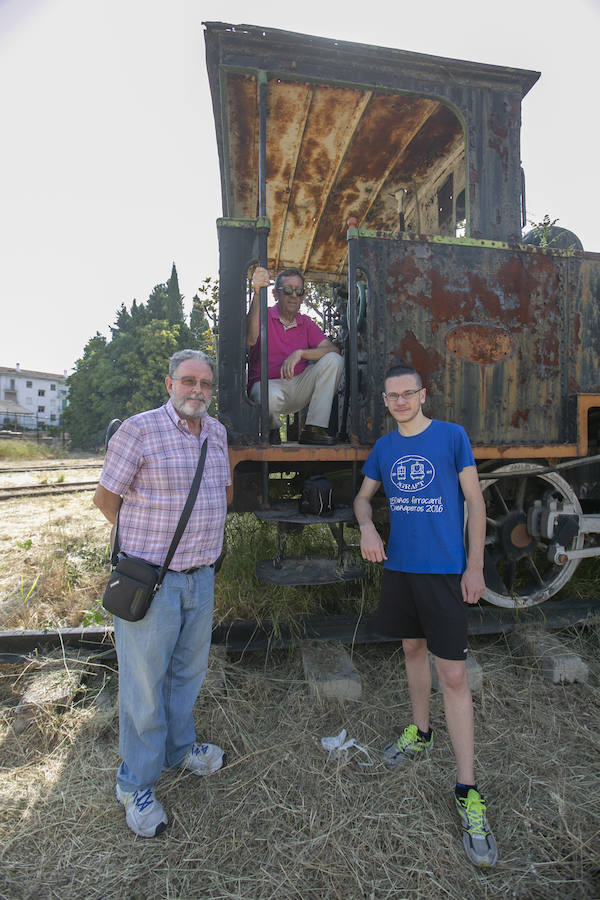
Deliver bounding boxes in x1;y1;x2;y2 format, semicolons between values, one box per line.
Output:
376;570;468;661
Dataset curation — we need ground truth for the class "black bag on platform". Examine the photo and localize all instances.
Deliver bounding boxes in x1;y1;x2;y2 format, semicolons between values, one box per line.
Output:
299;475;334;517
102;439;208;621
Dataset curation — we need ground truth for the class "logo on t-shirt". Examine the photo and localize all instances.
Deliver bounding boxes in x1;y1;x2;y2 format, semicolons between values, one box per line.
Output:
390;455;435;492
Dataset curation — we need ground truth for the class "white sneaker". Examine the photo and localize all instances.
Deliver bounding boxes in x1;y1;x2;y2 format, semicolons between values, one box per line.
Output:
180;741;226;776
116;785;168;838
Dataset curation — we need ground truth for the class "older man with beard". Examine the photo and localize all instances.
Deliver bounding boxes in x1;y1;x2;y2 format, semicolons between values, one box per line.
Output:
94;349;230;838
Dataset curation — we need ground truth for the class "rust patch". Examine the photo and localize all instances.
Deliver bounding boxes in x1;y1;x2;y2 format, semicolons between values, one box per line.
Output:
389;331;445;384
446;323;514;364
510;409;530;428
490;114;508;140
227;74;259;216
572;312;582;348
393;104;463;183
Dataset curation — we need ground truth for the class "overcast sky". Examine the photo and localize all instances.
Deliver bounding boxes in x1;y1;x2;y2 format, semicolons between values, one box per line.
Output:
1;0;598;376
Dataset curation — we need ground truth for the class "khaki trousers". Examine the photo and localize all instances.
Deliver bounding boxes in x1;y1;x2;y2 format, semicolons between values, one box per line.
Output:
250;351;344;429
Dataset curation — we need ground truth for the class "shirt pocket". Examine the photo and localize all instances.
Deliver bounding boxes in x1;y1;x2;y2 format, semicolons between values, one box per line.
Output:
145;453;196;494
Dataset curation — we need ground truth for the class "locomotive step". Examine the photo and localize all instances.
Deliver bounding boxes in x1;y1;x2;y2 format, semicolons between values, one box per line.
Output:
254;502;356;526
256;557;365;586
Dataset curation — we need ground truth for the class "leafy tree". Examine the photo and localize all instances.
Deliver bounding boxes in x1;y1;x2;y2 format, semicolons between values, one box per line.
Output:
130;298;148;328
191;275;218;356
111;303;131;336
146;283;168;321
63;333;112;448
65;264;216;448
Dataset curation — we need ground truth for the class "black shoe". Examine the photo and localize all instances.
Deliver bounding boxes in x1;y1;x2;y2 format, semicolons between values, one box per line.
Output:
299;425;335;446
269;428;282;445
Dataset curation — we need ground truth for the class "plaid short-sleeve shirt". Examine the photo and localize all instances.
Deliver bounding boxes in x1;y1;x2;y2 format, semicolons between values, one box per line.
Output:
99;400;230;570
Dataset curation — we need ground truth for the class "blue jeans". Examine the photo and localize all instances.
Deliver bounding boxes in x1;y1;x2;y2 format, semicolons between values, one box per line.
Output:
113;566;215;792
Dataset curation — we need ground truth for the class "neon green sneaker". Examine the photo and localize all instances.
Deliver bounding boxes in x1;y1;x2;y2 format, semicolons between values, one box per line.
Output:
382;724;434;769
455;788;498;867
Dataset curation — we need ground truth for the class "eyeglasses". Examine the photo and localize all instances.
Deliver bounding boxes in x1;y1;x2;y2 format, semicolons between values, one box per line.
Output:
383;389;423;402
276;285;305;297
171;376;214;390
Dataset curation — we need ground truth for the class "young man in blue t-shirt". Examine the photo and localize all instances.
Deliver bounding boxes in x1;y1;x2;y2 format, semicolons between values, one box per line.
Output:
354;362;497;868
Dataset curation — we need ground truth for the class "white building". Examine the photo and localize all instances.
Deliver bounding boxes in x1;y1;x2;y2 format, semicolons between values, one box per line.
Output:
0;364;69;429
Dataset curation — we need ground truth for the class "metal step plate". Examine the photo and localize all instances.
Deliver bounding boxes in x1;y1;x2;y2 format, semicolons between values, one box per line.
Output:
254;502;355;526
256;556;365;585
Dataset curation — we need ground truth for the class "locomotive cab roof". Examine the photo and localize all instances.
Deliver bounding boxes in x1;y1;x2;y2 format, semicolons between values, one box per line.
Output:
204;22;540;281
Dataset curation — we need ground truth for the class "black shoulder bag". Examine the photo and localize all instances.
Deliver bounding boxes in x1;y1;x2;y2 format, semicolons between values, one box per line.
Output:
102;439;208;622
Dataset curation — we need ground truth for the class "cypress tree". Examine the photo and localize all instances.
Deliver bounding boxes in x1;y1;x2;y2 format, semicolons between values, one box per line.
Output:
166;262;184;325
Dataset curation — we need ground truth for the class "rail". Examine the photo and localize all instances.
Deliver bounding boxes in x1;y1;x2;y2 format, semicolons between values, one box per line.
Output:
0;481;98;501
1;596;598;661
0;462;103;475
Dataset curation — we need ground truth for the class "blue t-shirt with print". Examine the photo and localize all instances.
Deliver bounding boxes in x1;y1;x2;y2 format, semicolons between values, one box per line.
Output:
362;420;476;574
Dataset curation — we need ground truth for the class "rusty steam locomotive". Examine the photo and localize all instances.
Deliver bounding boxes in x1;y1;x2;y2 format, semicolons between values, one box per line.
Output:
204;22;600;609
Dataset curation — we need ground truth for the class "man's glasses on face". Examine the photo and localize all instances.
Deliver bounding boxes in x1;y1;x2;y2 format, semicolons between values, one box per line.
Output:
171;376;214;390
276;285;305;298
383;389;423;402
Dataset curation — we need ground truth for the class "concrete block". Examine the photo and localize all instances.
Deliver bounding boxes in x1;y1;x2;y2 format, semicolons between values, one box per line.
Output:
430;651;483;694
508;628;589;684
300;640;362;701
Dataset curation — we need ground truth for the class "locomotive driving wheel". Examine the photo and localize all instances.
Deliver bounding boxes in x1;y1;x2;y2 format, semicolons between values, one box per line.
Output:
478;463;584;608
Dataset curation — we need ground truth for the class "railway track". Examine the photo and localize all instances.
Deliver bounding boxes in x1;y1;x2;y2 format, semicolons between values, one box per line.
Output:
0;481;99;501
0;461;103;475
1;596;599;661
0;459;103;499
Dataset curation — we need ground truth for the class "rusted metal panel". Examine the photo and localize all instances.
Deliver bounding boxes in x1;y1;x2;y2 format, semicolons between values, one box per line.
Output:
571;256;600;393
352;233;600;448
266;82;373;273
309;94;456;276
223;73;259;217
204;22;540;277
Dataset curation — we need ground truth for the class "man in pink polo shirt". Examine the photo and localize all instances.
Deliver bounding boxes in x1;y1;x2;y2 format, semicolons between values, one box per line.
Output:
246;266;343;445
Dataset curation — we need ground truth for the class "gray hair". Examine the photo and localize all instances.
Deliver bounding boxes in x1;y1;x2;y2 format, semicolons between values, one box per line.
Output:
169;349;215;377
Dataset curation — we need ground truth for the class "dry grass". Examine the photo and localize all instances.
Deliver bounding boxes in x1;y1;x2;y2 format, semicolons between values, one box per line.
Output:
0;491;109;630
0;493;372;633
0;633;599;899
1;462;599;897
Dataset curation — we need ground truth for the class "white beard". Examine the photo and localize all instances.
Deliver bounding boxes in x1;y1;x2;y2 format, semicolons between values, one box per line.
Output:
172;395;208;421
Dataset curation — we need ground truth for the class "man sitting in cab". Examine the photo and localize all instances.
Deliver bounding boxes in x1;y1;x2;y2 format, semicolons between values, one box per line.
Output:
246;266;343;445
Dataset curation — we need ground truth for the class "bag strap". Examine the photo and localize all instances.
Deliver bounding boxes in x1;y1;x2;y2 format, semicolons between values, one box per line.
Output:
111;438;209;585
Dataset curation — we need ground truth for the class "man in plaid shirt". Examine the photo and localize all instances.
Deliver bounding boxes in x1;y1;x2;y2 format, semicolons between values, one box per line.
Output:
94;349;230;838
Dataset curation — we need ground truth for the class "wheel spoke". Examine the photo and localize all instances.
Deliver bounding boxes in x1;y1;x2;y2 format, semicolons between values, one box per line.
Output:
525;555;545;587
515;476;527;510
502;560;516;591
491;484;509;515
483;550;507;594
